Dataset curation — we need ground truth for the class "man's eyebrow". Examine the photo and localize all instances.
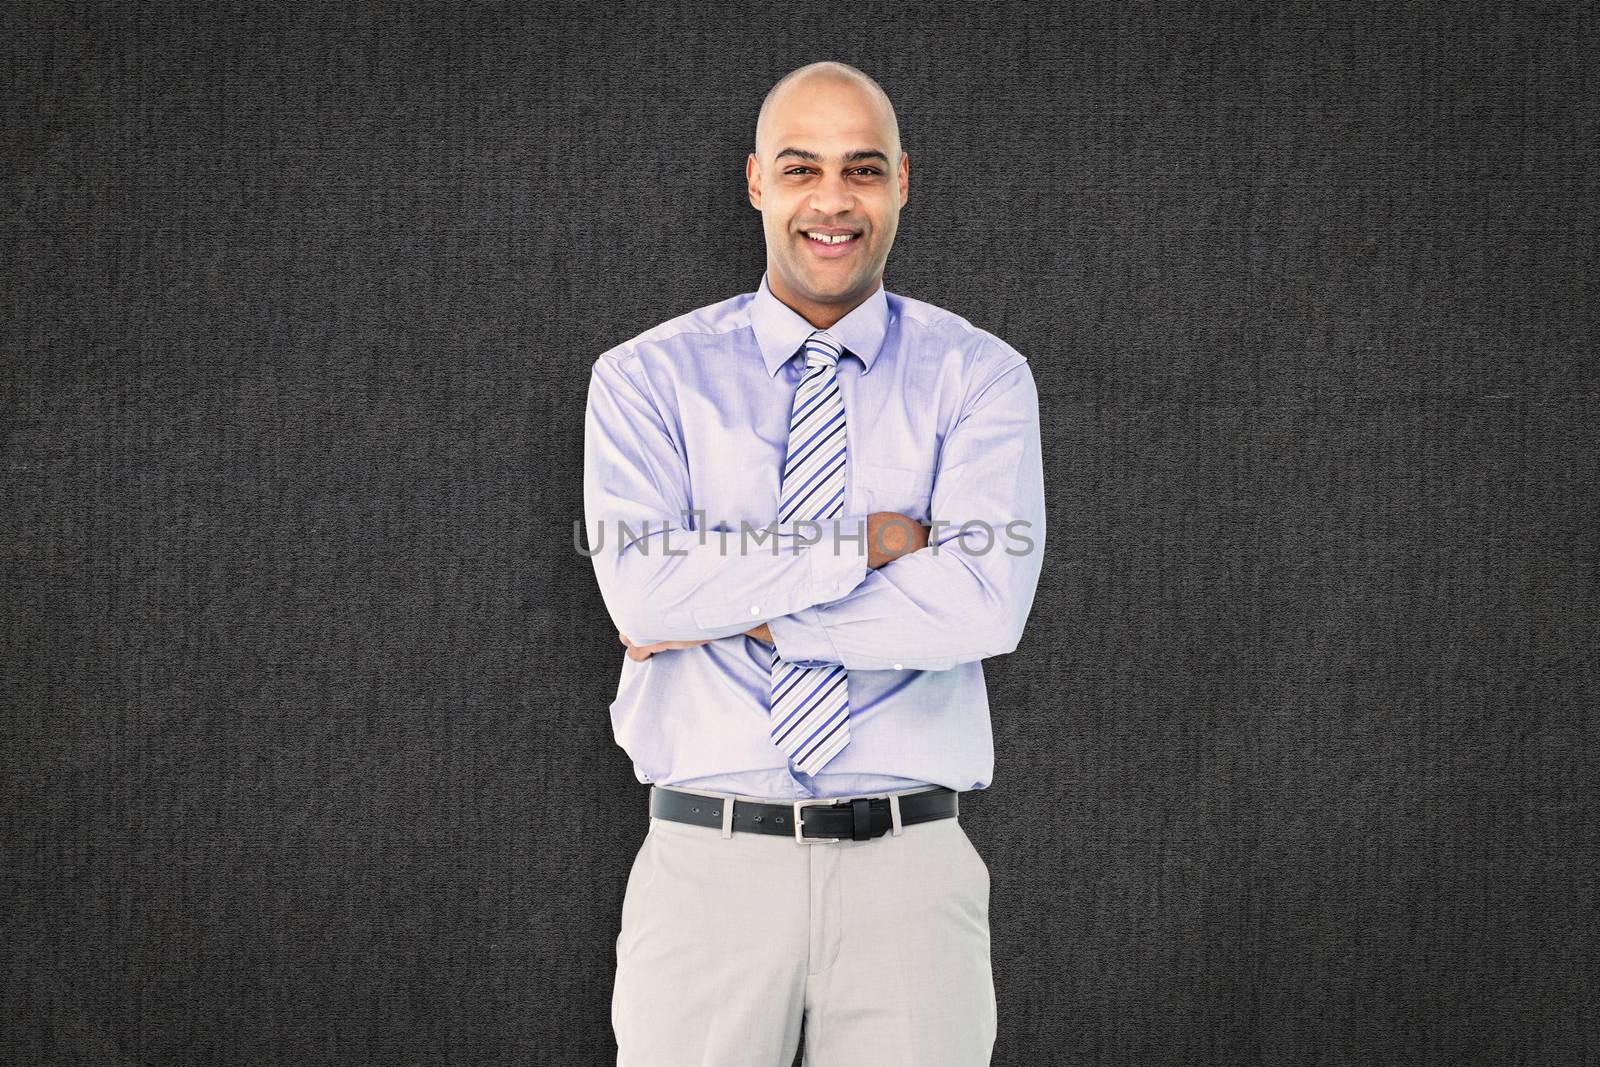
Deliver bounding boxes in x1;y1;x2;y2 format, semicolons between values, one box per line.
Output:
774;148;890;165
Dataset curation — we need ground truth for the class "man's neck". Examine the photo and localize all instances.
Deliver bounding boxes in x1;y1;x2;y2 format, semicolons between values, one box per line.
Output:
768;270;879;331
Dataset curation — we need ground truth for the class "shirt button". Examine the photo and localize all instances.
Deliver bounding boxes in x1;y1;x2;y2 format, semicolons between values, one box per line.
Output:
894;662;903;670
750;605;761;615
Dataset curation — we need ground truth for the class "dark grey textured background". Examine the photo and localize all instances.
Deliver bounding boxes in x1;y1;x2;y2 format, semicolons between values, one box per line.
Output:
4;3;1597;1065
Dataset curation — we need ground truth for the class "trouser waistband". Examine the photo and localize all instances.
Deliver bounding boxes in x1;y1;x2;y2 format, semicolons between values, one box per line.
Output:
648;784;960;843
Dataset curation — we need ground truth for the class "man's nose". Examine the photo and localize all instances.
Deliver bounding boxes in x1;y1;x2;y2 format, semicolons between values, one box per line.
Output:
808;171;855;215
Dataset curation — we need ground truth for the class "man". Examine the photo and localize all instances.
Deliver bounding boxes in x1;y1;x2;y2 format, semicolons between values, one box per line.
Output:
583;60;1045;1066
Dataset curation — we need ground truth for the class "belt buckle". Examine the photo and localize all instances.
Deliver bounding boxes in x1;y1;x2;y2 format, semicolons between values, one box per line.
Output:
793;798;843;844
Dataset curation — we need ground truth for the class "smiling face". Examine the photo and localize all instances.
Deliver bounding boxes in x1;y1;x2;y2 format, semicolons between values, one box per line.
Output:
747;71;909;328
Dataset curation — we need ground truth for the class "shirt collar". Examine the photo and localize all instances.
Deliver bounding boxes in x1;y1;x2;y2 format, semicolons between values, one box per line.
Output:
749;269;890;378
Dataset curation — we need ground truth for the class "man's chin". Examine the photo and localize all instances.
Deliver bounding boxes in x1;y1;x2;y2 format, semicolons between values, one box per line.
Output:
793;263;866;298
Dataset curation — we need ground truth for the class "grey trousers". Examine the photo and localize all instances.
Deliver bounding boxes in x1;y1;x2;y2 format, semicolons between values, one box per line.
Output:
612;784;996;1066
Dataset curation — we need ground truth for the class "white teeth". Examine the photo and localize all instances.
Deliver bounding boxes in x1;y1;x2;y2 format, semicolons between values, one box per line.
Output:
805;232;858;245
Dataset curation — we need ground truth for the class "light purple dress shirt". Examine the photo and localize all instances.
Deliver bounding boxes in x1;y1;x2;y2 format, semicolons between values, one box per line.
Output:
583;270;1045;800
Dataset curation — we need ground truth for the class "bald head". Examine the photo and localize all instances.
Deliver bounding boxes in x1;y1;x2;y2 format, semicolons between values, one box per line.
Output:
754;61;901;165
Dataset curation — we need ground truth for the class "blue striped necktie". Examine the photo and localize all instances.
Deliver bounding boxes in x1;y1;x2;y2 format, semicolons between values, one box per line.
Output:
769;329;851;775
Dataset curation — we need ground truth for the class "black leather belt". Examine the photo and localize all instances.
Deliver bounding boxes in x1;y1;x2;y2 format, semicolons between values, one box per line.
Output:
649;785;960;843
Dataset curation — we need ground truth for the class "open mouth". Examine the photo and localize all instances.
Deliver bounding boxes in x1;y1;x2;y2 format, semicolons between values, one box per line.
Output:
801;230;862;256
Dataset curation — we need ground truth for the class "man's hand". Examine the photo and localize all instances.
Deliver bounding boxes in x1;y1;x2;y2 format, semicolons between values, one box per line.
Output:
618;631;713;661
867;511;931;569
619;625;775;658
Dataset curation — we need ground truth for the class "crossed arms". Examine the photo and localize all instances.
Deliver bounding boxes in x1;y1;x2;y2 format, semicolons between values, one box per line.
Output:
582;342;1045;672
615;512;932;661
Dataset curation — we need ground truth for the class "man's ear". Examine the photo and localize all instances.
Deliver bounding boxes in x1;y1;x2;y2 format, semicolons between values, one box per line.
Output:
747;152;762;210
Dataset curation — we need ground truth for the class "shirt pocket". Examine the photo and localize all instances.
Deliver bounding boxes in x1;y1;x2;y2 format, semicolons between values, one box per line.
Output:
851;462;936;523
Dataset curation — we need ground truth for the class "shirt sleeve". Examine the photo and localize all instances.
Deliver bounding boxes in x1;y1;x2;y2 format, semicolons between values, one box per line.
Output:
765;347;1046;672
583;353;872;645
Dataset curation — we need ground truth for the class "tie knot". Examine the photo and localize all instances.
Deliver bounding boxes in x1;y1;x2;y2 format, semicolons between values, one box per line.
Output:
802;330;843;370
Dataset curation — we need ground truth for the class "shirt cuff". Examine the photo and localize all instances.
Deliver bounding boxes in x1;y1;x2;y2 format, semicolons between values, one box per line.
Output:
767;604;841;667
806;511;872;601
767;511;869;666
